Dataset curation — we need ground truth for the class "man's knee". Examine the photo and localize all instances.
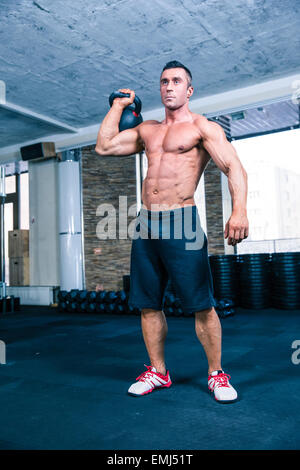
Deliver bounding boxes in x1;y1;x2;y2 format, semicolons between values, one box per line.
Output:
141;308;163;315
195;307;217;319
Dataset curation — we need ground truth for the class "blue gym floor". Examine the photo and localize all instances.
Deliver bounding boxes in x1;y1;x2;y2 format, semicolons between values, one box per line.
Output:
0;306;299;450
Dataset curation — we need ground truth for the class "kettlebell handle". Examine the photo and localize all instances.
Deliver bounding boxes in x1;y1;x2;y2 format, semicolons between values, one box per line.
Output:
109;91;142;116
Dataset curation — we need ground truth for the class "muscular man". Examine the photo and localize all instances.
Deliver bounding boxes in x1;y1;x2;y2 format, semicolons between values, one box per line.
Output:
95;60;249;403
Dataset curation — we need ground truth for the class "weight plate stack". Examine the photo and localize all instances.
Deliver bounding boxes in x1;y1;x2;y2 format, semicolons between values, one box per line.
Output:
209;254;239;304
269;252;300;309
237;253;272;309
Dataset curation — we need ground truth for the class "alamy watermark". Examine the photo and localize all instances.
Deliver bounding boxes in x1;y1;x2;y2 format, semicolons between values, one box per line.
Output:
0;340;6;365
291;340;300;365
95;196;205;250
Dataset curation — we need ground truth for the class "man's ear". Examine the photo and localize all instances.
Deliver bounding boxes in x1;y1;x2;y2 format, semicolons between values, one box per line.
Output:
187;86;194;99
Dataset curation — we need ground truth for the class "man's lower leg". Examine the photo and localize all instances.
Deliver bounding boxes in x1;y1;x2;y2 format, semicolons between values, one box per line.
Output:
141;308;168;375
195;307;222;374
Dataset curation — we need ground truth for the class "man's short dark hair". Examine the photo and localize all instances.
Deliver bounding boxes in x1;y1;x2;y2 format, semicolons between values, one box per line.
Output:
161;60;193;88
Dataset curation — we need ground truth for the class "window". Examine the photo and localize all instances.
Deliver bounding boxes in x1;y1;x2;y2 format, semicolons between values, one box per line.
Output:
5;175;16;194
20;173;29;229
0;171;29;284
230;129;300;252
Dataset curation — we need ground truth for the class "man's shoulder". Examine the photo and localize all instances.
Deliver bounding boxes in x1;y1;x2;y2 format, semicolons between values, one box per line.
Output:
192;113;223;137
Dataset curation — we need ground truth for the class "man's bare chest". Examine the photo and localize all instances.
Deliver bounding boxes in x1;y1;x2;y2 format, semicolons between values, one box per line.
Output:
141;122;202;155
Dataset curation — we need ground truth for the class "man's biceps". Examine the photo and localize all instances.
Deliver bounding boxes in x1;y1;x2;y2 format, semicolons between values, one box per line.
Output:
119;128;140;145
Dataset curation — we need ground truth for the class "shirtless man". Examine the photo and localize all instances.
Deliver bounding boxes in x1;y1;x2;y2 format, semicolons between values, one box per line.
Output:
95;60;249;403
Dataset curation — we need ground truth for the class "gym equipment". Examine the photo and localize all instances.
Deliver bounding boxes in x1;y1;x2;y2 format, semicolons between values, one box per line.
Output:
78;301;88;313
115;304;125;314
87;291;97;302
209;254;239;303
126;305;135;315
106;303;116;313
95;303;106;313
215;298;236;318
106;291;118;303
270;252;300;309
165;307;174;316
118;290;127;302
58;290;68;301
66;301;78;313
217;299;235;310
96;290;107;303
86;302;96;313
58;300;68;312
109;92;143;131
237;253;272;309
66;289;80;302
75;290;89;303
218;307;235;319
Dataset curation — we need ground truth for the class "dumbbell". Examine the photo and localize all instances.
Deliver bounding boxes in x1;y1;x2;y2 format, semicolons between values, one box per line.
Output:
115;304;125;314
173;298;182;309
96;290;107;303
66;301;78;313
66;289;80;302
117;290;127;303
164;306;174;316
173;306;182;317
58;291;68;302
87;291;97;302
58;300;68;312
95;303;106;314
217;299;235;310
78;301;89;313
86;302;97;313
106;291;118;303
218;307;235;319
177;307;184;316
75;290;89;303
105;303;117;314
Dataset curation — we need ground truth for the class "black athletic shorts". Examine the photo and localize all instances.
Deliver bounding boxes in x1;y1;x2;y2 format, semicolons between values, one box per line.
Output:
128;204;217;314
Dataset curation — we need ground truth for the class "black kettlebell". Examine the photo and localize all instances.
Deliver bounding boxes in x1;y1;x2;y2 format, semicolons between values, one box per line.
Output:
109;91;143;132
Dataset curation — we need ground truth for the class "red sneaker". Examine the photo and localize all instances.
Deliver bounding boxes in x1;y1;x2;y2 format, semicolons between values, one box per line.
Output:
208;370;238;403
128;364;172;396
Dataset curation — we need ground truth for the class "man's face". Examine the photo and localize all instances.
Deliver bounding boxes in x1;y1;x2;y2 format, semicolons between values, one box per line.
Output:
160;68;193;110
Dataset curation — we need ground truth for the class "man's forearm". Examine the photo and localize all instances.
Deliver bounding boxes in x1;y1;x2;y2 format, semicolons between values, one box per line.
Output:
96;104;123;151
227;165;248;214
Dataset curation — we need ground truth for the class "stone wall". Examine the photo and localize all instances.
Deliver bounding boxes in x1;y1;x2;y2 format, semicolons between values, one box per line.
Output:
204;159;227;255
81;145;136;291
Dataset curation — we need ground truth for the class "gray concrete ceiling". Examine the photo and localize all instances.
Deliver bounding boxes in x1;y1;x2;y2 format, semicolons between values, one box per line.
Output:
1;0;300;152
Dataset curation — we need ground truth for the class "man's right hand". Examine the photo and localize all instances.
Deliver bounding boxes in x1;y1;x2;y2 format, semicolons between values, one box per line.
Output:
113;88;135;109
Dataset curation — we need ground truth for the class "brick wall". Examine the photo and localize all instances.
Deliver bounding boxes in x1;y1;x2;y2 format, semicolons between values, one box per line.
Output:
204;159;226;255
81;145;136;291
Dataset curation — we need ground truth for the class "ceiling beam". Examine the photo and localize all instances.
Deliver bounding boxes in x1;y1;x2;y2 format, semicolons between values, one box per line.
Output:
0;100;78;133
